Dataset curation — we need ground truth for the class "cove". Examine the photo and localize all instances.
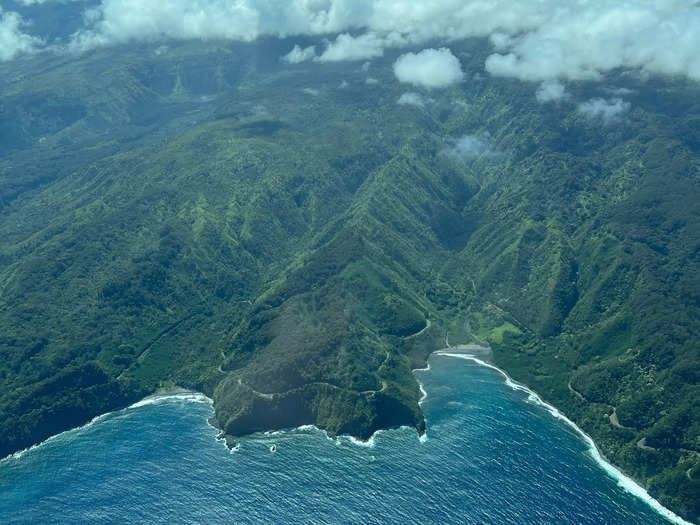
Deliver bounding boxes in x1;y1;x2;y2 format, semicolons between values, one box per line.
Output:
0;355;679;524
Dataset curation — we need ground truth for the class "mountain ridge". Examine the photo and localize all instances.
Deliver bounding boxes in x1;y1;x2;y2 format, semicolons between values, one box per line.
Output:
0;38;698;521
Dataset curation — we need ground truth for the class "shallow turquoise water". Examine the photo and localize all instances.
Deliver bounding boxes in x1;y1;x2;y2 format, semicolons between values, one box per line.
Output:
0;355;676;524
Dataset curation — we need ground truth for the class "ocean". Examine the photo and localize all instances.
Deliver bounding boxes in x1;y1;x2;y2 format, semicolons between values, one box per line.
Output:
0;354;687;524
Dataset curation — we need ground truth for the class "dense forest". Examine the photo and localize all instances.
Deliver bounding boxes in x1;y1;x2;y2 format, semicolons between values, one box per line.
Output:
0;12;698;522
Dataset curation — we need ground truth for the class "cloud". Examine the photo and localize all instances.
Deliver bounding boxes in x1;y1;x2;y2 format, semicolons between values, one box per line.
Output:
447;134;500;159
577;98;631;123
9;0;700;85
484;2;700;82
536;80;567;103
0;8;43;61
68;0;262;51
282;44;316;64
397;92;425;107
393;48;464;89
315;32;386;62
602;86;635;96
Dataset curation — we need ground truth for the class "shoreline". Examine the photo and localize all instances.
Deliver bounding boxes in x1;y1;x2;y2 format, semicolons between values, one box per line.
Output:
0;388;212;465
433;351;693;525
1;356;692;524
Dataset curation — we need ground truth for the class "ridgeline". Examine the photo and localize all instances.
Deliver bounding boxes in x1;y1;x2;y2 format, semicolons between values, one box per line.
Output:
0;38;698;521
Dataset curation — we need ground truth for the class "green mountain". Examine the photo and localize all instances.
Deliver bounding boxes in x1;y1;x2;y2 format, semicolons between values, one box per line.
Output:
0;39;698;520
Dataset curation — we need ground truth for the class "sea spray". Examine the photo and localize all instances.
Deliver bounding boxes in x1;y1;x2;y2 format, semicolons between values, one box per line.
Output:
241;423;382;449
1;357;675;525
129;392;212;409
1;391;213;465
436;352;693;525
412;361;434;440
418;383;428;404
0;411;112;465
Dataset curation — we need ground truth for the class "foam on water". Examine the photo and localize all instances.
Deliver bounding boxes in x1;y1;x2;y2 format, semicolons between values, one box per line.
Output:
0;409;120;465
129;391;212;409
413;361;432;373
1;391;212;466
436;352;692;525
250;423;382;448
345;434;378;448
413;361;431;405
0;355;677;525
418;382;428;404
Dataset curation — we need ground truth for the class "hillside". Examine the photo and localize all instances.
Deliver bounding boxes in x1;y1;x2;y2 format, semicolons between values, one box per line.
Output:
0;38;698;520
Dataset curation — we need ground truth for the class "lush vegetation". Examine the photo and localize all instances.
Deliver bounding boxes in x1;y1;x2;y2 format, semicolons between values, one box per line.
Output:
0;35;697;521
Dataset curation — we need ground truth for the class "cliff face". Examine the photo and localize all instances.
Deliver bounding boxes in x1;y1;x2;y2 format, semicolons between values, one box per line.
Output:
0;38;698;521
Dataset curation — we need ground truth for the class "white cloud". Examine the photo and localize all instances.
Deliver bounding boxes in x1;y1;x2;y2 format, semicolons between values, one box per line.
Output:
484;2;700;82
282;44;316;64
397;92;425;107
577;97;631;123
316;33;385;62
489;32;514;51
8;0;700;85
68;0;262;51
0;8;42;61
393;48;464;89
536;80;567;103
448;134;500;159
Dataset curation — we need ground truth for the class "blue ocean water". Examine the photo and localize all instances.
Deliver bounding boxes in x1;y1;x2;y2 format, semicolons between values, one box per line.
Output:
0;355;682;524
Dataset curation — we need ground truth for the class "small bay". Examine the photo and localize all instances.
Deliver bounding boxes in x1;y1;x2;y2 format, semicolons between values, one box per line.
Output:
0;356;676;524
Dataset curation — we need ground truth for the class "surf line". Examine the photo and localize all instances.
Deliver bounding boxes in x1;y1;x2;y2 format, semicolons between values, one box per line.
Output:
1;390;212;465
255;421;432;449
262;424;385;449
411;361;431;442
413;361;431;405
435;352;692;525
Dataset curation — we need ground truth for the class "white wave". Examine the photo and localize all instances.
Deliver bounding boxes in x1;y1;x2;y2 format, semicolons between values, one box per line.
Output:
418;432;429;444
345;434;377;448
436;352;693;525
0;409;123;465
129;392;212;409
412;361;432;373
413;361;431;405
418;382;428;404
2;390;213;465
265;424;412;449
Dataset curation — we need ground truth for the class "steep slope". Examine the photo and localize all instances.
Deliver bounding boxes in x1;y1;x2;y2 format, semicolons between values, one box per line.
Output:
0;39;698;520
442;81;700;519
214;140;477;439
